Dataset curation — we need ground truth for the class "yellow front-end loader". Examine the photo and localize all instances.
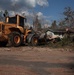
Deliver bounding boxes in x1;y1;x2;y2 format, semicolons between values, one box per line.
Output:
0;14;38;47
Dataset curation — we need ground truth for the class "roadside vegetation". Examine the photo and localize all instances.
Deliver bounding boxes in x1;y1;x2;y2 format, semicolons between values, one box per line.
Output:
46;36;74;49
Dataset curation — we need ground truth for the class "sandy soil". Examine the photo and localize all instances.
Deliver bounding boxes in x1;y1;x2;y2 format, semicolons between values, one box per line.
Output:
0;46;74;75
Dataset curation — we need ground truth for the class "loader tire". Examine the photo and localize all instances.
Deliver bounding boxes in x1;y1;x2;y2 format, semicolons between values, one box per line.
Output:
8;32;22;47
31;35;38;46
27;34;38;46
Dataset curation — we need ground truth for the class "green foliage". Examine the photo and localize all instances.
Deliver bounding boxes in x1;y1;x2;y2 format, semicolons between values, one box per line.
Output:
59;7;74;27
3;10;9;17
48;37;74;48
51;20;57;29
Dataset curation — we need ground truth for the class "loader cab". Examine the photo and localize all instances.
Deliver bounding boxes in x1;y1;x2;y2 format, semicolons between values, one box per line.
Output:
6;14;27;28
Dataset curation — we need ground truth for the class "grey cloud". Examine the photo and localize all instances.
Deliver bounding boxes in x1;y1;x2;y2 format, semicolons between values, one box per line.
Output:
0;0;49;21
0;0;12;10
0;0;49;11
0;0;35;12
37;0;49;6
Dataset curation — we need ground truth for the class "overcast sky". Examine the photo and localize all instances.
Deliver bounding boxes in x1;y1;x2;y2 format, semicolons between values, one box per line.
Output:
0;0;74;26
0;0;48;12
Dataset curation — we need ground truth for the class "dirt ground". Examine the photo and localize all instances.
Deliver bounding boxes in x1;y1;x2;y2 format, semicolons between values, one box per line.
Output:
0;46;74;75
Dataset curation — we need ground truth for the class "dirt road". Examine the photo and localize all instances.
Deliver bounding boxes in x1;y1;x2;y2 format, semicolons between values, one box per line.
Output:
0;46;74;75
